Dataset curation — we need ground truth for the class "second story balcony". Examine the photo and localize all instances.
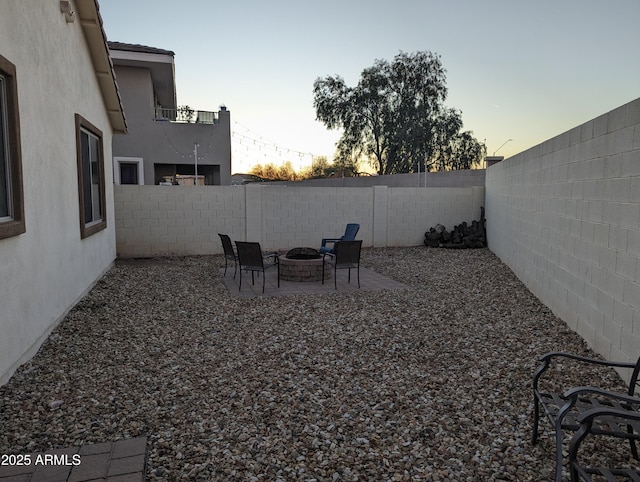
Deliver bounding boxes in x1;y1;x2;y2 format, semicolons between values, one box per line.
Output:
155;107;220;125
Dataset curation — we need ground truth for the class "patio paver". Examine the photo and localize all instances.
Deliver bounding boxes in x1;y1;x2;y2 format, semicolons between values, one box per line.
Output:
0;437;147;482
221;264;409;298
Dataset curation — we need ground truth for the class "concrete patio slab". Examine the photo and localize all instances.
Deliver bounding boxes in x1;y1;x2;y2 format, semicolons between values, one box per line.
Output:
221;265;409;298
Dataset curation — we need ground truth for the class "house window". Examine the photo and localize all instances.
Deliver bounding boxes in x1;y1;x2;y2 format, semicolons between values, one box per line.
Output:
113;157;144;185
0;55;25;240
75;114;106;238
119;163;138;184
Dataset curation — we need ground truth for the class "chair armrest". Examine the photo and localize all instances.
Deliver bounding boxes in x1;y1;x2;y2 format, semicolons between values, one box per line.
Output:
539;351;637;369
533;351;637;392
562;386;640;405
553;386;640;432
576;406;640;425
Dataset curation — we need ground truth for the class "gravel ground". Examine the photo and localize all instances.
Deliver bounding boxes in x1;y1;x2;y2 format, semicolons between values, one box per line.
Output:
0;247;633;481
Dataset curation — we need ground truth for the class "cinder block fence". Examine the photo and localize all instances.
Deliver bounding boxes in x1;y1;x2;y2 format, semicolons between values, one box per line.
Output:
486;97;640;373
114;184;486;257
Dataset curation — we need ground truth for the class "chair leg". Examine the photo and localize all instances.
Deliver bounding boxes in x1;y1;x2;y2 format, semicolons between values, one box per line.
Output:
348;268;351;284
223;258;228;277
568;426;588;482
630;432;639;460
554;420;564;482
238;268;242;291
357;265;360;288
262;269;265;293
334;267;337;290
532;397;540;445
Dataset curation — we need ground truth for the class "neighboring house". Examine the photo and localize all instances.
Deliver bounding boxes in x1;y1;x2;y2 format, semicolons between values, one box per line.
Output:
0;0;126;385
108;42;232;186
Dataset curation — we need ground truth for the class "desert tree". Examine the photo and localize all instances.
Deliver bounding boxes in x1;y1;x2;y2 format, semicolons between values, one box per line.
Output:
313;51;484;173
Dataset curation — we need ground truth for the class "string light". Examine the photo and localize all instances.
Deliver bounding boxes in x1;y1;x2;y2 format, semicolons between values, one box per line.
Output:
232;121;316;172
156;119;323;174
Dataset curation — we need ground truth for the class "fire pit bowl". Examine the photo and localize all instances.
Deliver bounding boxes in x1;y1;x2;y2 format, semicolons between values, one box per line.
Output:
280;247;330;282
285;247;322;260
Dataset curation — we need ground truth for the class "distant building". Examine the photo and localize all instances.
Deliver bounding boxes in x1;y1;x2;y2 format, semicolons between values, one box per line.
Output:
109;42;231;185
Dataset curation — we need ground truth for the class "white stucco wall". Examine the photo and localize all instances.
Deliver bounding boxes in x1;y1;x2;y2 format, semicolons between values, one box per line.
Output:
0;2;117;384
486;98;640;369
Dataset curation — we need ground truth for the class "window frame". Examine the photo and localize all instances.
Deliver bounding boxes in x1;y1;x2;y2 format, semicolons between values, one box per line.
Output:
75;114;106;239
113;156;144;185
0;54;25;240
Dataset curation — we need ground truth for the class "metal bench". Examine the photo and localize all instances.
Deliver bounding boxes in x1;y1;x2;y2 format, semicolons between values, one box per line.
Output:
532;352;640;481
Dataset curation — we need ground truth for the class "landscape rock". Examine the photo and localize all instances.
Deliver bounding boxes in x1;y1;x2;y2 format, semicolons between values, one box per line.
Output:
0;248;629;480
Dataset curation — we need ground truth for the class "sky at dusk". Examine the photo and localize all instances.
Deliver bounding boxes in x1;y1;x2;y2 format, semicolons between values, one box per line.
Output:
98;0;640;174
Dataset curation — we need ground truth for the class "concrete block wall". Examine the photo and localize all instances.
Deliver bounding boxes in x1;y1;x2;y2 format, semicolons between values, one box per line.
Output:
256;185;375;251
114;186;246;257
486;97;640;369
385;187;485;247
114;184;484;256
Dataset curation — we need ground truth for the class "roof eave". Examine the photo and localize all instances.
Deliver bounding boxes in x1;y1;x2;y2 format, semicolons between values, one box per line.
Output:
75;0;127;134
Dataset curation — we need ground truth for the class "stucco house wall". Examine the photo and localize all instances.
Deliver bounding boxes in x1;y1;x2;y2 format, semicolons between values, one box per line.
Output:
110;44;232;186
109;66;156;182
113;66;156;123
0;1;125;384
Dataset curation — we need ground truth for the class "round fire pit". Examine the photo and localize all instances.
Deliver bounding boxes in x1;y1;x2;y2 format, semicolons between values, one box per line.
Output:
280;247;331;282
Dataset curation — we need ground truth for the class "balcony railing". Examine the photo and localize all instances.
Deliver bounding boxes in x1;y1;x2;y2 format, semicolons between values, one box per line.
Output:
154;108;219;125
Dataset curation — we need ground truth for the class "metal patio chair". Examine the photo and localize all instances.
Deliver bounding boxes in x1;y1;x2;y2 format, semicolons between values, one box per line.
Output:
218;233;238;278
319;223;360;254
532;352;640;481
322;239;362;290
235;241;279;293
